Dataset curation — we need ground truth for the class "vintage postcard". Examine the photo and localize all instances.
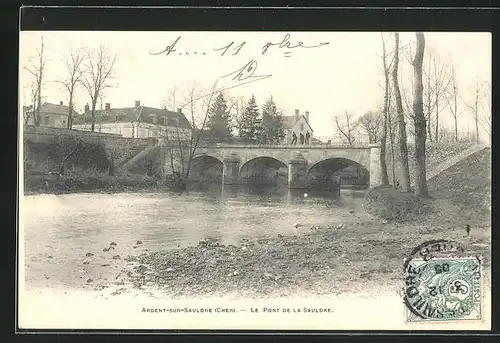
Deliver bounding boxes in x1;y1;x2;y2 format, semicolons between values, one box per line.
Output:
17;30;491;331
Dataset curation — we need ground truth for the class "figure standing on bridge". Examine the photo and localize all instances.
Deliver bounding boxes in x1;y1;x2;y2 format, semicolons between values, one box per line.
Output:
299;133;305;144
291;132;298;145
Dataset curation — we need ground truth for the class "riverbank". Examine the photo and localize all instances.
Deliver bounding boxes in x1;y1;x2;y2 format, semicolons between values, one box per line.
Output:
23;173;185;195
115;210;490;299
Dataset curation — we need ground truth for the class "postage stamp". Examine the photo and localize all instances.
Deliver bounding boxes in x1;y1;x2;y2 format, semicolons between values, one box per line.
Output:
404;240;483;323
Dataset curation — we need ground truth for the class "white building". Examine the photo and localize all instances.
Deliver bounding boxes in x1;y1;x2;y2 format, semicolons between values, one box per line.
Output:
281;109;314;145
72;101;192;140
24;101;80;128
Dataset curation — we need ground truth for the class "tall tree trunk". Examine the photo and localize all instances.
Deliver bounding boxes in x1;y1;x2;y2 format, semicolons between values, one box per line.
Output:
426;110;433;142
475;111;479;144
453;89;458;142
435;99;439;142
454;115;458;142
91;99;97;132
412;32;430;197
387;93;396;186
380;79;390;185
68;94;74;129
379;33;390;185
391;32;411;192
35;38;44;127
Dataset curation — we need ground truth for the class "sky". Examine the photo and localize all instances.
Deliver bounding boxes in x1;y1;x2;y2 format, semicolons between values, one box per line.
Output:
19;31;491;140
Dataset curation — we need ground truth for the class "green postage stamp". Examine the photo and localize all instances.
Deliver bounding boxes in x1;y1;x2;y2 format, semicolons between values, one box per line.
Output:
404;257;482;322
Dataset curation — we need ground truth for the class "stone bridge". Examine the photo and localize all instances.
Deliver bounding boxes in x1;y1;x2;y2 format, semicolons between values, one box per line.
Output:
186;144;382;189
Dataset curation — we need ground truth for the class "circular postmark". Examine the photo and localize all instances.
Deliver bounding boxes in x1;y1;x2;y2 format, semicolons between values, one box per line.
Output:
403;240;483;321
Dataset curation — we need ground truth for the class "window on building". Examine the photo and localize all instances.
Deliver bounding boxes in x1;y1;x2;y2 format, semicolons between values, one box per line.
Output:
43;116;50;125
300;123;304;131
149;114;157;124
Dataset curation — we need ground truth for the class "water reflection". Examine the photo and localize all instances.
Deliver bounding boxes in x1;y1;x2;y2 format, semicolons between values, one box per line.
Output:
186;182;345;202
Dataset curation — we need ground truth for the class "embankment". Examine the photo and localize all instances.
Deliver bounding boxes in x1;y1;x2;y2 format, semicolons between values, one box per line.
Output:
364;147;491;227
22;125;166;194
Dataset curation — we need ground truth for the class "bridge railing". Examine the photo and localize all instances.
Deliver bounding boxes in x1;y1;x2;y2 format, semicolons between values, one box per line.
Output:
196;143;372;149
157;138;373;149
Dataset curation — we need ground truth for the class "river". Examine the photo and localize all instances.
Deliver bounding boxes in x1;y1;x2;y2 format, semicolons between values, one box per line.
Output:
21;184;368;290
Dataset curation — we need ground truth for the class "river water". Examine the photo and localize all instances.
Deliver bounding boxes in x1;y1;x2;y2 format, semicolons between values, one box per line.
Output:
21;185;368;290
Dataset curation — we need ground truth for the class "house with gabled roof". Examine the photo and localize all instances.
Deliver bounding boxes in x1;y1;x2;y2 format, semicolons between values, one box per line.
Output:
25;101;81;128
72;100;192;140
282;109;314;145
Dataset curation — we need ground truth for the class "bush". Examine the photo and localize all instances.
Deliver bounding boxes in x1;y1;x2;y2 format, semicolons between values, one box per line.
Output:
363;185;434;222
164;173;187;191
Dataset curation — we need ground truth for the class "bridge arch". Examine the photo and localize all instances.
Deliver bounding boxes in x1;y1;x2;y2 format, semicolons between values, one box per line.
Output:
191;153;225;165
189;153;224;183
239;156;288;171
307;157;370;189
239;156;288;185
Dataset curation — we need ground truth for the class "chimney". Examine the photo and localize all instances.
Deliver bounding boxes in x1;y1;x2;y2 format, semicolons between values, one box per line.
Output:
294;109;299;121
59;101;63;105
84;103;90;113
305;111;310;122
105;103;111;111
177;108;182;113
135;100;140;108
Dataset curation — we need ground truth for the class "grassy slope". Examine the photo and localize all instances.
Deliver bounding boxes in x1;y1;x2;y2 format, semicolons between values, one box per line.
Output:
426;148;491;228
384;142;474;185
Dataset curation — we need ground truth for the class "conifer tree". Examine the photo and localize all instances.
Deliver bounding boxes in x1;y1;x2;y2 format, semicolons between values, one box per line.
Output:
239;94;262;142
206;92;233;142
260;96;285;144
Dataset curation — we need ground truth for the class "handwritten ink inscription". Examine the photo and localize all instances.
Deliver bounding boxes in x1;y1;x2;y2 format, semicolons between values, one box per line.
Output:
213;41;246;56
261;33;330;56
148;33;329;102
149;33;330;58
220;59;271;82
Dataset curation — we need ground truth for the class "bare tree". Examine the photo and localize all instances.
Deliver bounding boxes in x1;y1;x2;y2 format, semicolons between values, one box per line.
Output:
464;78;491;144
387;87;397;186
24;81;39;125
228;95;246;136
23;37;46;126
411;32;430;197
464;78;480;144
446;61;461;142
391;32;411;192
334;110;358;146
378;32;393;185
357;111;382;144
163;83;179;110
55;47;85;129
81;45;117;132
479;80;491;142
161;81;219;182
427;48;452;142
400;85;416;138
422;48;435;142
